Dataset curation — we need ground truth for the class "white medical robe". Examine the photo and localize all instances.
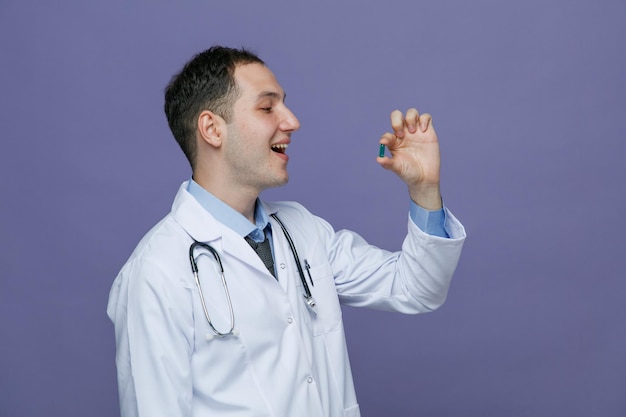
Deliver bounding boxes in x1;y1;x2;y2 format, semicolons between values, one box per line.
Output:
107;183;466;417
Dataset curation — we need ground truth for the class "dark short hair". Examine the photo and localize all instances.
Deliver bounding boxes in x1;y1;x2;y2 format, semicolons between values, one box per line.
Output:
164;46;264;168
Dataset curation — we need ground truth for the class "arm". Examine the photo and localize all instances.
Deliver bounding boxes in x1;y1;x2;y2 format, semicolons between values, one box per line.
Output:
107;259;194;417
324;211;465;313
326;109;464;311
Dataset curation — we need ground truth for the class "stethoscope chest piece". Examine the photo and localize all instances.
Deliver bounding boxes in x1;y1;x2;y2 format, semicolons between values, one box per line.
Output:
304;294;317;314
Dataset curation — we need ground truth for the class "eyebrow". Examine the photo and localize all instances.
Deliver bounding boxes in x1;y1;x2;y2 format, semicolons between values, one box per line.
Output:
257;91;286;101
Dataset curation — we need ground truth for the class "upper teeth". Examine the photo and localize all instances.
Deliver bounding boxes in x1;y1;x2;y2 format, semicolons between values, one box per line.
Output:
272;144;288;150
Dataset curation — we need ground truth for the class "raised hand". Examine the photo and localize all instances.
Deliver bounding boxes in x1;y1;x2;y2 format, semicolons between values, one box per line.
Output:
377;108;442;210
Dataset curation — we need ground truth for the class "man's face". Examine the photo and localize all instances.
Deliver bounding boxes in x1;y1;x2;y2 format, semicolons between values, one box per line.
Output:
222;63;300;194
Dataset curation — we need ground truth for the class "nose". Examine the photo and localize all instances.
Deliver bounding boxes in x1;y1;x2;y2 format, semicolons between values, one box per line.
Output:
280;105;301;132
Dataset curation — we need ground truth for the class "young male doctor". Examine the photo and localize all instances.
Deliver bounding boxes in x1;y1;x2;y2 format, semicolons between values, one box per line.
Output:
107;46;466;417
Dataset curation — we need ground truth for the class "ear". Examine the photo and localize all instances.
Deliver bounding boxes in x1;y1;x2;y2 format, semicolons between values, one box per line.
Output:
197;110;226;148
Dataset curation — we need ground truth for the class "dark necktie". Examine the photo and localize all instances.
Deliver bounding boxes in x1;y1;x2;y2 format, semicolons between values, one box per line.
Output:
245;231;276;277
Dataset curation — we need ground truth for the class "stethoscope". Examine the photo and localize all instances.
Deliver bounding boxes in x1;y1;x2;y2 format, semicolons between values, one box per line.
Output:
188;214;316;339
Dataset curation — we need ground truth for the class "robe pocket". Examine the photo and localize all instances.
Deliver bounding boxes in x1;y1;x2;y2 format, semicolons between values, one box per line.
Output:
300;261;342;336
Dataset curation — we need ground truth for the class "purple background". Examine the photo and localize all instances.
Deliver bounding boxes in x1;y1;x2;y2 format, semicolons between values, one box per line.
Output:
1;1;625;416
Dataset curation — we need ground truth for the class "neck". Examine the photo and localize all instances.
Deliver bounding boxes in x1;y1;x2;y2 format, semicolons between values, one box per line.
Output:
192;174;258;223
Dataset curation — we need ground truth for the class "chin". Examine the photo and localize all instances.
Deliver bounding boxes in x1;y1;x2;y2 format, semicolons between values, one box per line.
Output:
268;174;289;189
275;177;289;187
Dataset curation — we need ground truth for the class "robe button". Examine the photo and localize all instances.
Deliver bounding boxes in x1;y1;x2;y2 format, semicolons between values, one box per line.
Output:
280;263;286;269
287;317;293;324
307;377;313;384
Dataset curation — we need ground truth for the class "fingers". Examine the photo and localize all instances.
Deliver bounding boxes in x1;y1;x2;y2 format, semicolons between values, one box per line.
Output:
376;154;395;171
390;108;432;138
381;109;434;155
375;142;404;176
390;110;405;138
390;108;418;138
405;108;419;134
378;131;398;150
419;113;432;132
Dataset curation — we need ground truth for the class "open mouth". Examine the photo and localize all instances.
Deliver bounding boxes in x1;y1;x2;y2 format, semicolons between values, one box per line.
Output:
271;143;288;154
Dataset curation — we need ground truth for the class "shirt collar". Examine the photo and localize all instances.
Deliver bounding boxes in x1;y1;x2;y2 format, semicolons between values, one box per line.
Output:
187;178;270;239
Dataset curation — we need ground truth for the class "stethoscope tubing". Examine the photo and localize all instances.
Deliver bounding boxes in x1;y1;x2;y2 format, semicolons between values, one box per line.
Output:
189;241;236;337
270;214;316;310
188;214;316;338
